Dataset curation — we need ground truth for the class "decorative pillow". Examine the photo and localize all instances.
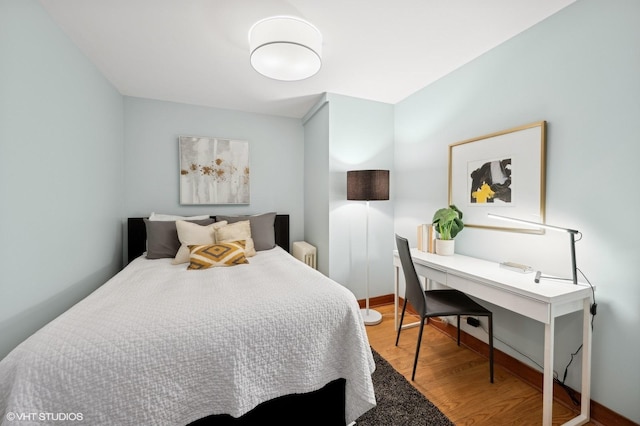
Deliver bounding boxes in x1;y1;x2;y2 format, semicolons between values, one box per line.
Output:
187;242;249;269
144;218;214;259
215;220;256;257
173;220;229;264
149;212;211;221
215;212;276;251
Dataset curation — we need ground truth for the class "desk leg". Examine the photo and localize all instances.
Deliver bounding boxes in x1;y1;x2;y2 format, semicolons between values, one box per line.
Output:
580;297;592;422
543;318;555;426
556;300;591;426
543;302;591;426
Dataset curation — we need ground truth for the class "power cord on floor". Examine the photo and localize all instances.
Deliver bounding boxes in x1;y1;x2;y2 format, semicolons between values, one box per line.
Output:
475;266;597;406
477;323;547;374
479;325;578;402
554;266;597;406
555;344;583;405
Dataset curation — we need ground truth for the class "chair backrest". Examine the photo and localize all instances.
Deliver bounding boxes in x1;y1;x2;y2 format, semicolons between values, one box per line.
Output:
395;234;427;315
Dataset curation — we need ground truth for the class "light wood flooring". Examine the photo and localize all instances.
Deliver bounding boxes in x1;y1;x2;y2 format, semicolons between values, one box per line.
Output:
365;304;598;426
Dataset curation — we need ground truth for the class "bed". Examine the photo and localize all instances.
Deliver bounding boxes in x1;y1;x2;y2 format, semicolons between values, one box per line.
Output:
0;213;376;425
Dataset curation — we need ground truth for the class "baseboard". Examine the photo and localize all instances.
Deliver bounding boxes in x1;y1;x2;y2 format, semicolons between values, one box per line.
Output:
357;294;395;309
364;296;638;426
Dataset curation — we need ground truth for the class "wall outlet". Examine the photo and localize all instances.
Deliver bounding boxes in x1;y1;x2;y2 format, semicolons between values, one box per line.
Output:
466;317;480;327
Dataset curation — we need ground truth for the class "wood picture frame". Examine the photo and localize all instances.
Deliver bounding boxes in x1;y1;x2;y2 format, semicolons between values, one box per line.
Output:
448;121;547;233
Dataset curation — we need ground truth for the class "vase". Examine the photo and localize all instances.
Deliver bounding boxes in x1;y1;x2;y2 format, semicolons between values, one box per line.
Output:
435;239;455;256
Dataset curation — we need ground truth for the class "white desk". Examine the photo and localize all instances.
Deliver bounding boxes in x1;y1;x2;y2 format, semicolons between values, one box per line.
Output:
393;249;593;426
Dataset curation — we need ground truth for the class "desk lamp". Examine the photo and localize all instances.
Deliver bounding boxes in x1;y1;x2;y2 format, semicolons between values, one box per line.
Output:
487;213;580;284
348;170;390;325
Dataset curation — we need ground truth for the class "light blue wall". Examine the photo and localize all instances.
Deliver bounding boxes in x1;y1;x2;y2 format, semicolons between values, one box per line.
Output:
302;94;394;296
327;94;394;299
302;97;331;273
394;0;640;421
123;96;305;255
0;0;124;359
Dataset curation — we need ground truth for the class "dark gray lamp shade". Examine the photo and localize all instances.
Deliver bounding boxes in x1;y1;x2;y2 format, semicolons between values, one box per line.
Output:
347;170;389;201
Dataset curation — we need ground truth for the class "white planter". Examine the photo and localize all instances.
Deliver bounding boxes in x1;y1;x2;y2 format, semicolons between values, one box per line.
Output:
435;239;455;256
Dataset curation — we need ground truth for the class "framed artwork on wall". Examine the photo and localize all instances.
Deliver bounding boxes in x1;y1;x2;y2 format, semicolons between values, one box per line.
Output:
448;121;546;233
179;135;250;205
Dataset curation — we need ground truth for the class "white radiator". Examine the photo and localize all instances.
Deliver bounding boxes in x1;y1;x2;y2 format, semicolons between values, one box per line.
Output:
292;241;317;269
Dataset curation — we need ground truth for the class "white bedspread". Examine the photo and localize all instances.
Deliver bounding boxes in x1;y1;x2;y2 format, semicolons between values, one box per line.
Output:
0;247;376;425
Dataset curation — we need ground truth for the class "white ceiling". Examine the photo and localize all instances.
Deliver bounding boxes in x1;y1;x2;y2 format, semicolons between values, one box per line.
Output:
39;0;576;118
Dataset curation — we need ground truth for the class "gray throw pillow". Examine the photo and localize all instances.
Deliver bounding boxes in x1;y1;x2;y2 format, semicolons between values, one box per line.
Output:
144;218;215;259
215;212;276;251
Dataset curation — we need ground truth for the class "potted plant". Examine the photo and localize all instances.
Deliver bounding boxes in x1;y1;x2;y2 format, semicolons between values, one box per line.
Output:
432;205;464;255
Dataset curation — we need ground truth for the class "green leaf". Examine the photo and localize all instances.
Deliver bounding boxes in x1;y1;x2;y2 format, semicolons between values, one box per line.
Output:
432;205;464;240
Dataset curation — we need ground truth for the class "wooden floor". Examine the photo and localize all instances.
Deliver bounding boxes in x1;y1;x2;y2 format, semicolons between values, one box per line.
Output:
365;304;598;426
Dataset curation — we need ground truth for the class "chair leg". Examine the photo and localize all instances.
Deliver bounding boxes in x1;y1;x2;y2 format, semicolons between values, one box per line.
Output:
395;297;408;346
456;315;461;345
412;318;426;381
488;313;494;383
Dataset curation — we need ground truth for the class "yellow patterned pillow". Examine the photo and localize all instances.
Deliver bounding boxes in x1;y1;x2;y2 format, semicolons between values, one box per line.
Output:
187;241;249;270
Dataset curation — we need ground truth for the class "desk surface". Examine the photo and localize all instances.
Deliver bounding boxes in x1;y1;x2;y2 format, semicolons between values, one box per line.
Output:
394;249;593;311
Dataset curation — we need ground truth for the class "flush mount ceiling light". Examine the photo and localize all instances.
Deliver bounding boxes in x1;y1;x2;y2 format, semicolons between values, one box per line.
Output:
249;16;322;81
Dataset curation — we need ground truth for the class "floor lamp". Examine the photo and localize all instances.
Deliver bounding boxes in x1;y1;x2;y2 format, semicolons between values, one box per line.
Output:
347;170;389;326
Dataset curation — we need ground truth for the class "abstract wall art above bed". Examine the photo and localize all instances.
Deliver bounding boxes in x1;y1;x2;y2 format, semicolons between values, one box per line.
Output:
179;135;250;205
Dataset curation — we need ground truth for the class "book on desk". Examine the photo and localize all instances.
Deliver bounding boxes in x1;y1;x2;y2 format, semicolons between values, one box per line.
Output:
416;223;435;253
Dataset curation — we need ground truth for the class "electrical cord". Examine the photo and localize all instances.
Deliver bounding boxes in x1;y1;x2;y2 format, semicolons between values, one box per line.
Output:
554;266;596;405
555;344;583;405
476;265;597;406
477;325;581;406
475;321;547;373
579;266;597;330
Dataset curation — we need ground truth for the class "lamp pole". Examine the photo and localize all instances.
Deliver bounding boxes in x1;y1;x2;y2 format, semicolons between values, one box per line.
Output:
487;213;580;285
569;231;578;285
347;169;388;325
365;200;370;314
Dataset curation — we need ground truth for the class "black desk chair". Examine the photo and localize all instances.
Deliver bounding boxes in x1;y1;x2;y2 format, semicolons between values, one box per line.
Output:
395;234;494;382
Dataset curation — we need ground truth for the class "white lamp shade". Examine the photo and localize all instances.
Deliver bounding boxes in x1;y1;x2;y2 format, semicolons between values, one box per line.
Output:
249;16;322;81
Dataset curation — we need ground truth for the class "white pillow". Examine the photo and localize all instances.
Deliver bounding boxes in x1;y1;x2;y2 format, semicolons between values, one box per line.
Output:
173;220;228;264
215;220;256;257
149;212;210;221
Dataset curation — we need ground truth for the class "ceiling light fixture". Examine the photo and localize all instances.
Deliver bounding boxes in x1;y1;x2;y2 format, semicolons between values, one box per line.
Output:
249;16;322;81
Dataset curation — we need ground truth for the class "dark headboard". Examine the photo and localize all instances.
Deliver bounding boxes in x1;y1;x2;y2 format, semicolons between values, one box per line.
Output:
127;215;290;264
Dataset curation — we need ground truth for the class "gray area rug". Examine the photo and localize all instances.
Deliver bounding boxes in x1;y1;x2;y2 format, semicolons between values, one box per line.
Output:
356;350;454;426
